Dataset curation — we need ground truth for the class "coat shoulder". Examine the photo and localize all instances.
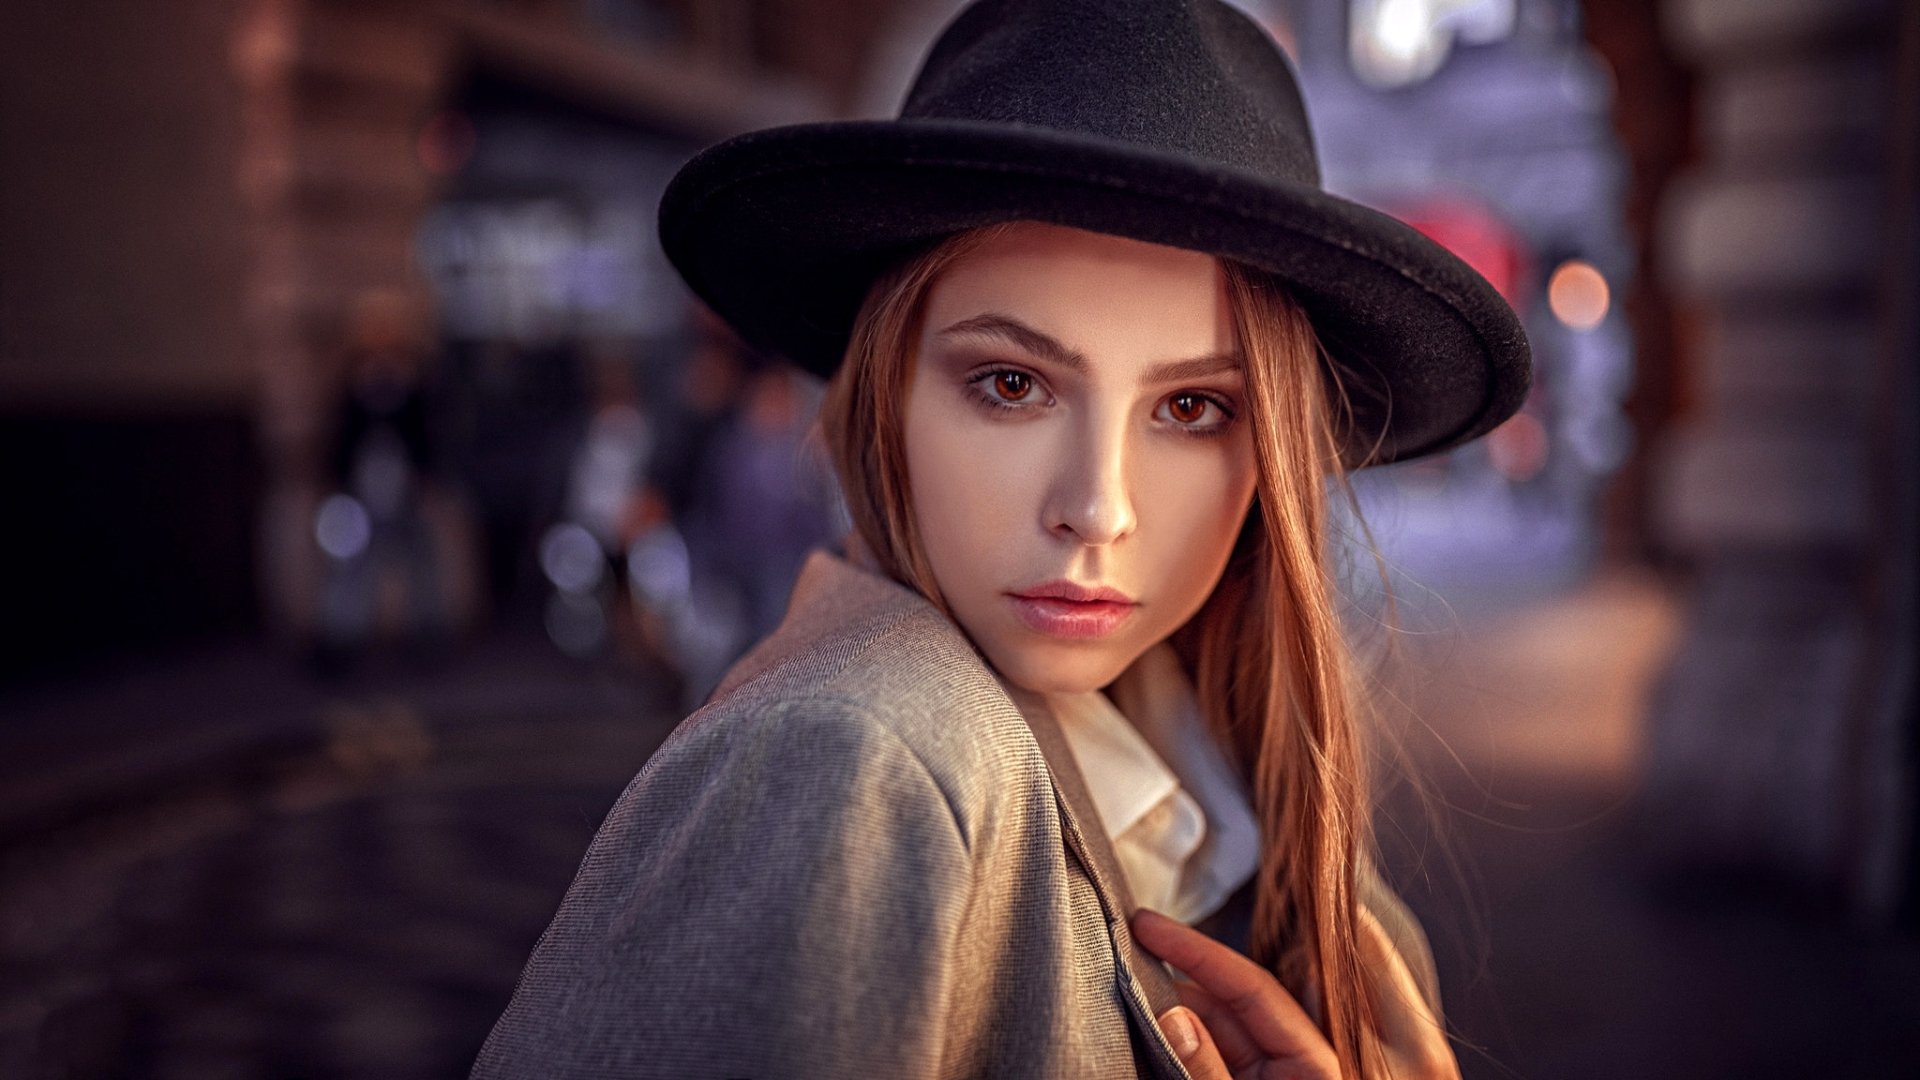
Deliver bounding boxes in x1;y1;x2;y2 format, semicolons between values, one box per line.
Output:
664;590;1047;850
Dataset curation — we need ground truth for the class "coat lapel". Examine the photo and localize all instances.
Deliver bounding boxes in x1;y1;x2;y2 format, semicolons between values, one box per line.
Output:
751;547;1192;1078
999;681;1191;1079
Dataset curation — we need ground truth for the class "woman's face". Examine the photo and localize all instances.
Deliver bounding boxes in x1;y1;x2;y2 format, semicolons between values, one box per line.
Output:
903;221;1259;695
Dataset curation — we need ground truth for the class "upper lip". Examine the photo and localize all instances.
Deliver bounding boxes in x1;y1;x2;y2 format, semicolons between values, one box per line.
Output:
1010;580;1138;605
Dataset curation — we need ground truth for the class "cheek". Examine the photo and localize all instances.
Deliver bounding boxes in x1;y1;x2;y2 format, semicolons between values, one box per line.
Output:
902;384;1030;590
1134;443;1257;605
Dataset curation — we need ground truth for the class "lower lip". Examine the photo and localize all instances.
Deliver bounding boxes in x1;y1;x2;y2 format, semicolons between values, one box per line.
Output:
1008;595;1138;639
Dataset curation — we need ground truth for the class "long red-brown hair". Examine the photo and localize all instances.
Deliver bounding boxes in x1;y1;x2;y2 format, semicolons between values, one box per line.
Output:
819;222;1394;1077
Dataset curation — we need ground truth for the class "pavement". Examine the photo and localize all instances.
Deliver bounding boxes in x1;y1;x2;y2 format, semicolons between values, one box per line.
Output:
3;573;1917;1079
1;628;683;1079
1374;568;1920;1079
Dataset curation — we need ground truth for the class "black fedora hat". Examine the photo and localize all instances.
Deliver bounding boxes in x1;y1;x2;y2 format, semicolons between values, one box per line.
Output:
658;0;1532;465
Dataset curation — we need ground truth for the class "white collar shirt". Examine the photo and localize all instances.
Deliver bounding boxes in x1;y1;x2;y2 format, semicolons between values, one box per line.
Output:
1039;642;1262;925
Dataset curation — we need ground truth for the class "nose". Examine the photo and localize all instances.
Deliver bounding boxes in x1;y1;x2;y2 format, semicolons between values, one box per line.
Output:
1043;413;1137;546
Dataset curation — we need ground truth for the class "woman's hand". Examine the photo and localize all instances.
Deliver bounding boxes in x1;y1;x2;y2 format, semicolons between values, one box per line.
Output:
1131;908;1339;1080
1131;907;1459;1080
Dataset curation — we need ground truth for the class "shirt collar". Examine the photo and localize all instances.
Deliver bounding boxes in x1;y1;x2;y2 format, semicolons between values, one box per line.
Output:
1041;681;1182;842
1046;642;1264;923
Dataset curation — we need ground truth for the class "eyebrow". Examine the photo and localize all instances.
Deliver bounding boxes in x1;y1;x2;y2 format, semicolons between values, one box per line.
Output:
933;313;1244;383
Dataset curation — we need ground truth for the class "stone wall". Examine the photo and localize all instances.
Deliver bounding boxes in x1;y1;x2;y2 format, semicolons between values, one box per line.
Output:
0;0;254;409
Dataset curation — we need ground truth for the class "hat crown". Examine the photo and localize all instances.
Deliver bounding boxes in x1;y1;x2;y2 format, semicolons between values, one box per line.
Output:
901;0;1320;187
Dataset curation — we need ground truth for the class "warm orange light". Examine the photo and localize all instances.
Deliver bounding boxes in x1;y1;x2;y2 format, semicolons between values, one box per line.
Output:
1548;259;1609;331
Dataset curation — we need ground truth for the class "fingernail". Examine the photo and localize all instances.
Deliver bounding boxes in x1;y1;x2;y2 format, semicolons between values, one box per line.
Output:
1161;1008;1199;1058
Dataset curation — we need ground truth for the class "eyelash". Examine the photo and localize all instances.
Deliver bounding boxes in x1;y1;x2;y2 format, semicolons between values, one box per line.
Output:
961;366;1239;438
963;367;1049;415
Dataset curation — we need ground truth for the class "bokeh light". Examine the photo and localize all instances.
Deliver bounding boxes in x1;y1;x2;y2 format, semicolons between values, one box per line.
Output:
539;523;606;596
314;494;371;560
1549;258;1611;331
627;525;692;609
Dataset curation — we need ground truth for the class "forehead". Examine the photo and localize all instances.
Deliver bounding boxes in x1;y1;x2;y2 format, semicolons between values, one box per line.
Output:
919;222;1236;362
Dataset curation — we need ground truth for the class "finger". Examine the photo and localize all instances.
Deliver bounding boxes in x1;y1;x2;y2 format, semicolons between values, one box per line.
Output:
1155;1005;1233;1080
1173;978;1263;1071
1132;909;1334;1064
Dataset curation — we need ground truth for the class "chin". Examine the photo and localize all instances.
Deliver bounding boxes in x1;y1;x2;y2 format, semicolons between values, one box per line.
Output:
982;637;1137;696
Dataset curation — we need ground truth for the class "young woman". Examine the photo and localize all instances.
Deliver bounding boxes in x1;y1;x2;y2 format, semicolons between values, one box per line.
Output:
473;2;1530;1078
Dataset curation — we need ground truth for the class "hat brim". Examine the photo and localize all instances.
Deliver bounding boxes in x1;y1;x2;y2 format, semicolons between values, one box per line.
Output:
659;119;1531;465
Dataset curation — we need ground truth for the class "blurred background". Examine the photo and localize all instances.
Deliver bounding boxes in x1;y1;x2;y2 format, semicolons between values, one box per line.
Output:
1;0;1915;1076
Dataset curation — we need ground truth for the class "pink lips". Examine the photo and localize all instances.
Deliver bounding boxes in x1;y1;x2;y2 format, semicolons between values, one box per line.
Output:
1007;580;1139;639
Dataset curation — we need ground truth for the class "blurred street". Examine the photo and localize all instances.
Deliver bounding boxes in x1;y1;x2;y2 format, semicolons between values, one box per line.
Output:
1;634;680;1079
1380;570;1920;1079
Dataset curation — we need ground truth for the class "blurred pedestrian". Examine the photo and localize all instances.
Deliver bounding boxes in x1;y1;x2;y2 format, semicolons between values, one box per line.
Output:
683;366;840;656
634;317;841;702
314;290;450;666
539;349;676;662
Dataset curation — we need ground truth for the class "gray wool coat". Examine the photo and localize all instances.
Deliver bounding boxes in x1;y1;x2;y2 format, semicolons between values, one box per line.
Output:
472;547;1439;1080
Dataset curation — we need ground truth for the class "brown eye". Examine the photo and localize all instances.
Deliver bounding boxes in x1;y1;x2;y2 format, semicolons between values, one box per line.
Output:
1168;393;1207;424
994;371;1033;401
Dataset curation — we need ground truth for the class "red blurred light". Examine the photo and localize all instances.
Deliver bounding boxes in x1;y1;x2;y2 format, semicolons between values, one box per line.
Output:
1395;196;1531;312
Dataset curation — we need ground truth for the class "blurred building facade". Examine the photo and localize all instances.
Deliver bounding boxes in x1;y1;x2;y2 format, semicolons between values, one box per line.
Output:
0;0;871;679
1638;0;1917;919
2;0;1914;916
2;4;265;679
